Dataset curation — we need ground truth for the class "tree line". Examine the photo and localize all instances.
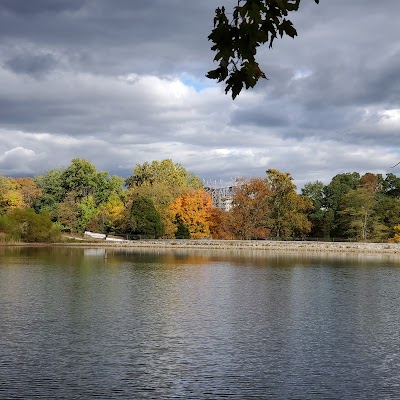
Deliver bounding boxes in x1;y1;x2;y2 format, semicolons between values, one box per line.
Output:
1;158;400;243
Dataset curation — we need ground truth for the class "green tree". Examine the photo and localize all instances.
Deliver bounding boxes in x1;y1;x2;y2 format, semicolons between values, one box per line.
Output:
125;196;164;238
61;158;99;201
207;0;319;98
266;169;312;238
126;159;202;193
175;219;191;239
35;159;125;228
33;168;66;216
338;187;387;241
76;196;98;233
373;195;400;239
0;208;61;243
301;180;328;238
0;213;19;241
94;175;124;206
61;159;124;206
323;172;360;238
57;193;104;234
380;173;400;197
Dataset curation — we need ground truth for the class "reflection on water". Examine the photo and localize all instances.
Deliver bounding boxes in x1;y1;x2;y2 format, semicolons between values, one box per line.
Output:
1;246;400;399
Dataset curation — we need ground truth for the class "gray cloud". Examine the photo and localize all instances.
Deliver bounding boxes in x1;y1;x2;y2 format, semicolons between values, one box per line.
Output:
4;52;58;78
0;0;85;15
1;0;400;187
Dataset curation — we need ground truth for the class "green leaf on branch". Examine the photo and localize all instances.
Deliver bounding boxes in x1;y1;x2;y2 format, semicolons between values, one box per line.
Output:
279;19;297;38
207;0;319;99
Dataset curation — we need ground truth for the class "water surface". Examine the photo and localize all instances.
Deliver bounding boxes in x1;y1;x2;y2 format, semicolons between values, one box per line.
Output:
1;247;400;399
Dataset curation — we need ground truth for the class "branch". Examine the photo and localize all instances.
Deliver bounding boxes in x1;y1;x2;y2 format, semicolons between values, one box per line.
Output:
207;0;319;99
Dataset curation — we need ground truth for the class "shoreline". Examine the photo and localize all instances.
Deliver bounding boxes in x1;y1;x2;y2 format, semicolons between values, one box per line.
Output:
2;239;400;255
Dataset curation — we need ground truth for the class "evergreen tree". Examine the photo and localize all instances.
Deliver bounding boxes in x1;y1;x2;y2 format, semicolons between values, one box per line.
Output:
126;196;164;238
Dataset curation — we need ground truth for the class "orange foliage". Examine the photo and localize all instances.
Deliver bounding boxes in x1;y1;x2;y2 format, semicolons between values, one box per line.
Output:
167;189;214;239
209;207;233;239
229;178;271;239
360;173;380;192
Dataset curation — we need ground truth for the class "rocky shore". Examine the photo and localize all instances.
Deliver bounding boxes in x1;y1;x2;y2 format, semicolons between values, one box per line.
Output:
51;239;400;255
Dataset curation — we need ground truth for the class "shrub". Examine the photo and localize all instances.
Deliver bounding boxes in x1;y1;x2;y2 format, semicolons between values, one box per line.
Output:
2;208;62;243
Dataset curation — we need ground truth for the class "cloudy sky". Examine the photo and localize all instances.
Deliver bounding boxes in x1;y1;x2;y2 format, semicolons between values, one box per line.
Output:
1;0;400;188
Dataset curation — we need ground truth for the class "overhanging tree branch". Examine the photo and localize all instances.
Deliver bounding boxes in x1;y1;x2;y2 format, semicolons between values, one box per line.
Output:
207;0;319;99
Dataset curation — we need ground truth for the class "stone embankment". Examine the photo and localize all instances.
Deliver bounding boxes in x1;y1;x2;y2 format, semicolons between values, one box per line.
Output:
60;239;400;254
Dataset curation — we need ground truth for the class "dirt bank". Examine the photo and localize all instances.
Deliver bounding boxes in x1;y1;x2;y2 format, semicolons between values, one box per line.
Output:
44;239;400;254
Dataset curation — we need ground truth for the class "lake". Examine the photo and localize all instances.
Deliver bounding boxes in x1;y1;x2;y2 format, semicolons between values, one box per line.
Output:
1;246;400;399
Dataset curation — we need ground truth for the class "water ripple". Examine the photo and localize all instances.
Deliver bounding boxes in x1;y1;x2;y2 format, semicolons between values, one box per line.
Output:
1;247;400;398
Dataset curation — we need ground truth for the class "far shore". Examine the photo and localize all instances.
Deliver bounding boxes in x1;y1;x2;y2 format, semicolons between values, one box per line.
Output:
2;239;400;255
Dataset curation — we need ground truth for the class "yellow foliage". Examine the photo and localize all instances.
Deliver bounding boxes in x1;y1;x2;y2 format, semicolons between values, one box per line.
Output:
0;176;41;211
2;189;25;210
12;177;42;207
96;193;125;232
388;225;400;243
167;189;214;239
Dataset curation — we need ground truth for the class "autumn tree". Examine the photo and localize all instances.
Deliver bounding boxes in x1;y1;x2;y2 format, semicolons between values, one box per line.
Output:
56;191;79;232
6;178;42;208
388;225;400;243
34;159;125;230
0;176;24;212
228;178;271;240
209;207;233;239
167;189;214;239
266;169;312;238
207;0;319;98
88;193;125;235
338;187;387;241
125;159;203;226
360;173;380;192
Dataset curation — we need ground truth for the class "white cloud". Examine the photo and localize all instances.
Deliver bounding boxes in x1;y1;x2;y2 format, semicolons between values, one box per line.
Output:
379;109;400;130
0;146;38;175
